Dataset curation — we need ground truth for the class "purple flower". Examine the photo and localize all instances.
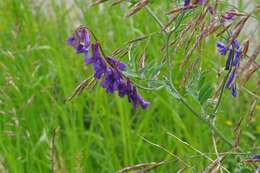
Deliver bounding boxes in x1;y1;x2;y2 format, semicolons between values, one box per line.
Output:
126;81;150;109
184;0;190;6
225;69;237;97
216;42;227;56
137;95;150;109
67;26;149;109
216;39;241;70
101;67;122;93
232;39;240;49
222;10;237;21
225;49;234;70
217;37;242;97
198;0;205;5
231;84;237;97
226;70;235;89
232;50;241;67
67;27;91;54
101;70;150;109
86;43;107;79
118;81;128;97
107;57;126;71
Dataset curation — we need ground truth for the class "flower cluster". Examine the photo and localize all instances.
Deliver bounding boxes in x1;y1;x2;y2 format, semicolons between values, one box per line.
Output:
67;26;149;109
216;38;242;97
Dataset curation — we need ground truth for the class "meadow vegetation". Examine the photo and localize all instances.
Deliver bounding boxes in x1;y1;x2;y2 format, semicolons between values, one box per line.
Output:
0;0;259;172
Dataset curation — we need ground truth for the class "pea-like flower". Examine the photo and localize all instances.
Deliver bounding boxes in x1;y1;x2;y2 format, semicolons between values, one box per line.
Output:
85;43;107;79
126;80;150;109
216;41;227;55
67;26;91;55
225;70;237;97
101;67;122;93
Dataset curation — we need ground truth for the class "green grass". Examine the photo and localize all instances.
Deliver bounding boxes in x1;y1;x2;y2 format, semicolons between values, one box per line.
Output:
0;0;259;172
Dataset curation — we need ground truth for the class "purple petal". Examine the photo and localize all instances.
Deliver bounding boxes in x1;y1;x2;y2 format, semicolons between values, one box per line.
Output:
107;57;126;71
138;95;150;109
92;43;102;59
76;44;88;54
231;84;237;97
184;0;190;7
67;27;91;54
232;51;241;67
232;39;240;49
199;0;205;5
216;41;227;56
67;36;76;46
85;57;93;65
226;70;235;88
225;49;233;70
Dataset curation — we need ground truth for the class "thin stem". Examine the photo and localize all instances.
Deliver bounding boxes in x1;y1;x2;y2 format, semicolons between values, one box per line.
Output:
165;81;234;147
160;7;234;148
212;48;235;116
89;29;107;58
145;6;164;29
141;136;191;168
167;132;230;173
179;96;234;147
241;86;260;100
166;32;173;82
166;12;185;81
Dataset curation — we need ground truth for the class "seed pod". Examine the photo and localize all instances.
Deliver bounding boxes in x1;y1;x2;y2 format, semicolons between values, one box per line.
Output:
226;15;249;49
240;43;260;75
126;0;149;17
241;39;250;61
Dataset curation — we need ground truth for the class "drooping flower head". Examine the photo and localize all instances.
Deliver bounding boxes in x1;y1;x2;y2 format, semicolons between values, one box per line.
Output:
67;26;149;109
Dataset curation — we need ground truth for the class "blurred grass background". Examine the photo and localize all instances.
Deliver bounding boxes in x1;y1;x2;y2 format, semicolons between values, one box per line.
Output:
0;0;259;172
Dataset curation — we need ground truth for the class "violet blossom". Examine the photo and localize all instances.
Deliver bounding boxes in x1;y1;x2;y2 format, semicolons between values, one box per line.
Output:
216;38;242;97
67;26;91;55
67;27;149;109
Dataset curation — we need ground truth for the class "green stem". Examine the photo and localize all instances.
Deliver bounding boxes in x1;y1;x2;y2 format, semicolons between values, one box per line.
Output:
145;6;164;29
164;70;234;147
212;48;235;116
179;94;234;147
145;3;235;148
166;32;173;82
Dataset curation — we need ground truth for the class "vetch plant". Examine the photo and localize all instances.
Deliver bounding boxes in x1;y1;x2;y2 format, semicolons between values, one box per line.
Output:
67;0;259;172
